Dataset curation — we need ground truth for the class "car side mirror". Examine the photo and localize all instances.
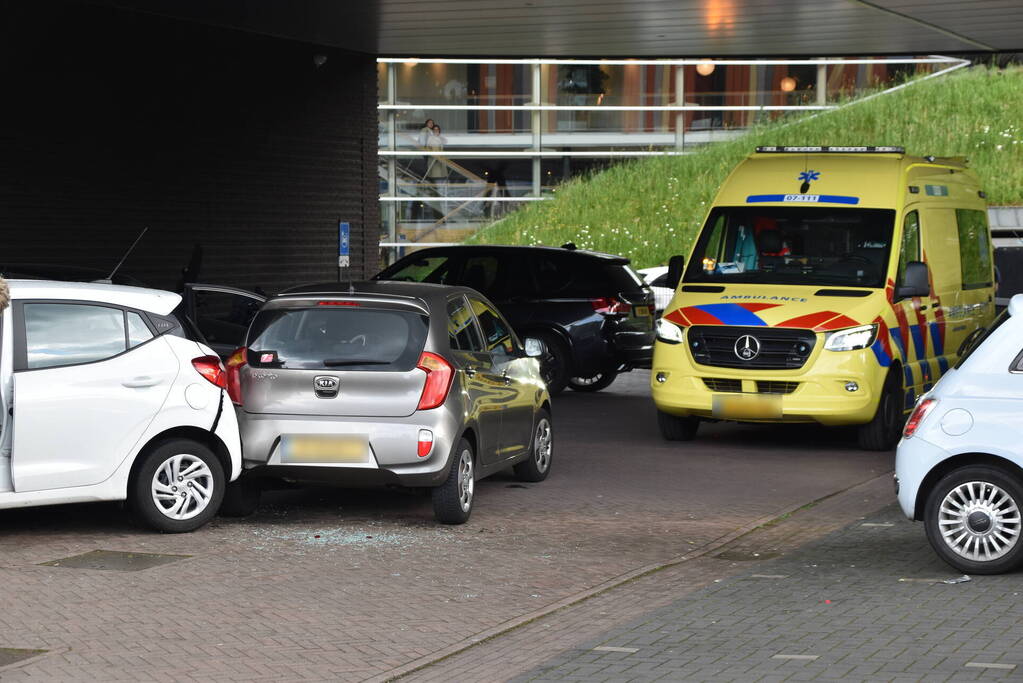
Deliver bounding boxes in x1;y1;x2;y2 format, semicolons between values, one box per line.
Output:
895;261;930;299
666;255;685;290
523;337;546;358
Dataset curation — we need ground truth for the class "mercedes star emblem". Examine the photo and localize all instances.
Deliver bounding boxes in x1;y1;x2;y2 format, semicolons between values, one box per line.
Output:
734;334;761;361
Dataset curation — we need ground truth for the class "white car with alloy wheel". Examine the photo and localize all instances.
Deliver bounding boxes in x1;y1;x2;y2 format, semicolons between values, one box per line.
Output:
0;280;241;532
896;294;1023;574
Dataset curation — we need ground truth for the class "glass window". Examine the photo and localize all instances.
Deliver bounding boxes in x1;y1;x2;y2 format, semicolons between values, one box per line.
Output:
380;254;456;285
956;209;993;289
897;210;921;285
683;207;897;288
468;298;515;356
460;255;499;295
448;298;485;352
192;290;262;348
532;253;643;297
24;303;126;369
246;306;429;371
126;312;153;347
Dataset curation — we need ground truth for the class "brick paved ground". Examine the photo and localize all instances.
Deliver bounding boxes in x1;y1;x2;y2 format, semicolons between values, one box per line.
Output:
511;504;1023;682
0;372;892;681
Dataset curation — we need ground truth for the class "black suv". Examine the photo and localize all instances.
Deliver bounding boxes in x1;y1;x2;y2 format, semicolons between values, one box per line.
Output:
376;245;655;393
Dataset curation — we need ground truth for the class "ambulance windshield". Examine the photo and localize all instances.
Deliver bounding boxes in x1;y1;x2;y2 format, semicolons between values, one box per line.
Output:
683;206;896;288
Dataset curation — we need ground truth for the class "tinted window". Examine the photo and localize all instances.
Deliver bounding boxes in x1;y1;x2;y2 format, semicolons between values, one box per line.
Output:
454;252;531;300
448;298;485;352
193;290;262;347
127;312;153;347
469;298;515;356
684;207;896;288
246;306;429;371
956;209;993;288
532;253;642;297
897;210;921;286
382;254;455;284
24;303;125;369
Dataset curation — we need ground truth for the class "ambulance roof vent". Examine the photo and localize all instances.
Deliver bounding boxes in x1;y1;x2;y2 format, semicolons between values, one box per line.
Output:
755;146;905;154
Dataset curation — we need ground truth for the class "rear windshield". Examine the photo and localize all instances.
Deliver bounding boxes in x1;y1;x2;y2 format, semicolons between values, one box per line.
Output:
246;306;429;371
533;254;644;297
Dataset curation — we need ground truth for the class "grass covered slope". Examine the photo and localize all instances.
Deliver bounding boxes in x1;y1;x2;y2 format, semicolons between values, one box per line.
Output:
471;67;1023;268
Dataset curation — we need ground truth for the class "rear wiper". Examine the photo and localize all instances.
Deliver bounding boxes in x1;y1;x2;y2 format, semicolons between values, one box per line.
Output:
322;359;391;367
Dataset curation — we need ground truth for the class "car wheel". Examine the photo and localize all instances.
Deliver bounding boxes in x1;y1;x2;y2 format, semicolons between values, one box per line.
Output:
858;370;904;451
130;439;224;533
658;410;699;441
568;371;617;393
514;410;553;482
924;466;1023;575
535;331;570;395
219;476;262;518
432;437;475;524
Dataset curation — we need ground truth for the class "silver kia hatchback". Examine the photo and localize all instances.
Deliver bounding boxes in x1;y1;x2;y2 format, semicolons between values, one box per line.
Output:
223;281;552;523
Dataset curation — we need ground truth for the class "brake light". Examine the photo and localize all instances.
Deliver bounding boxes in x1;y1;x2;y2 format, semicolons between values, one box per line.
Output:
903;398;938;439
225;347;248;405
416;352;454;410
192;355;227;390
591;297;632;315
417;429;434;458
317;300;361;306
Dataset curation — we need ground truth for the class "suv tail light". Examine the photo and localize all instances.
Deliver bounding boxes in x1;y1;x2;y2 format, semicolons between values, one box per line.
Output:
192;355;227;389
225;347;248;405
416;352;454;410
591;297;632;315
903;398;937;439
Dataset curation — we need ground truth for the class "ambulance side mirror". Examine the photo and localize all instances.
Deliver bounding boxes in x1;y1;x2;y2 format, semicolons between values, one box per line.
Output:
896;261;930;299
666;255;685;290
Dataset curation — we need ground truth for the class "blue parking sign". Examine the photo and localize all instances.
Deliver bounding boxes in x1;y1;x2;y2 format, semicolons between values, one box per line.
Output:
339;221;350;256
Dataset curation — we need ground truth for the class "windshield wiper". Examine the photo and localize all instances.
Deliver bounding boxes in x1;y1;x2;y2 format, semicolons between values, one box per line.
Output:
322;359;391;367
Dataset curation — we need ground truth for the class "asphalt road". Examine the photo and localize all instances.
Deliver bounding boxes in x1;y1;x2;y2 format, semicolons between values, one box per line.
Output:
0;370;895;681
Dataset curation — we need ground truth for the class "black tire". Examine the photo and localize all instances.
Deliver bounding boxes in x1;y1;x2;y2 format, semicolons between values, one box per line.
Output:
924;466;1023;575
858;370;905;451
514;410;553;482
129;439;224;533
658;410;700;441
535;331;571;395
432;437;475;524
568;370;618;393
219;476;262;518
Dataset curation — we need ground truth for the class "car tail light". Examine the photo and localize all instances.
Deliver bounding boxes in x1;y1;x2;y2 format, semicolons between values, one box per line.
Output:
591;297;632;315
192;355;227;390
417;429;434;458
416;352;454;410
225;347;248;405
903;398;937;439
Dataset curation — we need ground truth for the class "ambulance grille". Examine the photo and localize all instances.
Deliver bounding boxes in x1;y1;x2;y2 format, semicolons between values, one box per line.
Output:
688;326;816;370
756;381;800;395
702;378;742;393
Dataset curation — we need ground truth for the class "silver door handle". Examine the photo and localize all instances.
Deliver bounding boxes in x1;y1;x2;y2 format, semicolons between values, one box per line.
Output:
502;371;512;385
464;366;477;377
122;376;160;388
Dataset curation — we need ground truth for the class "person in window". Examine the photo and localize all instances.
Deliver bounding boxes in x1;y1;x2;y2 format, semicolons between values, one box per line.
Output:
417;118;435;149
425;124;449;186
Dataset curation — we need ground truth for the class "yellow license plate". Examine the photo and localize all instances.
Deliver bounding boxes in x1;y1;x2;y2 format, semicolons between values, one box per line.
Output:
281;436;369;464
712;394;782;420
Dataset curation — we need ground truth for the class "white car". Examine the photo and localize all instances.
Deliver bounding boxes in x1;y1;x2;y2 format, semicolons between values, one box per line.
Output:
0;280;241;532
896;294;1023;574
637;266;674;314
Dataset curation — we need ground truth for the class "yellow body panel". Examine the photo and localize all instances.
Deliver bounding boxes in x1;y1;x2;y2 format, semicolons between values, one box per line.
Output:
651;151;995;426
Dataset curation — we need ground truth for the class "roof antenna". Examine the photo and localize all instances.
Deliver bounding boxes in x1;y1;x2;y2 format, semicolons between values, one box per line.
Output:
104;227;148;283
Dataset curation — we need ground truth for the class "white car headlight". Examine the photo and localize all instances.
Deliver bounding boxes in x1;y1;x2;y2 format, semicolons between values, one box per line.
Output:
656;318;685;344
824;323;878;352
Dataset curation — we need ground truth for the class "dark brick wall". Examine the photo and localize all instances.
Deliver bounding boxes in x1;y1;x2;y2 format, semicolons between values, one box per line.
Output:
0;0;379;294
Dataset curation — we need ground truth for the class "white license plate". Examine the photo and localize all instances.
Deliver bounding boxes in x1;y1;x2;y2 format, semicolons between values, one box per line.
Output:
281;435;369;464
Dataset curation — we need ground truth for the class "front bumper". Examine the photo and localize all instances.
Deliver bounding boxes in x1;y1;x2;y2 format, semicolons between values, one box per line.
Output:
650;337;887;426
237;408;461;488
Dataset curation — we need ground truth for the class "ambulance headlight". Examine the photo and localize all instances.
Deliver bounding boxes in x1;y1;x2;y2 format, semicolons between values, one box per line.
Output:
656;318;685;344
824;324;878;352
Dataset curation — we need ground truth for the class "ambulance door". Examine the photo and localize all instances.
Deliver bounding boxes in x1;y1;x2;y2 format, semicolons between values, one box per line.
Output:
918;207;963;384
952;208;996;341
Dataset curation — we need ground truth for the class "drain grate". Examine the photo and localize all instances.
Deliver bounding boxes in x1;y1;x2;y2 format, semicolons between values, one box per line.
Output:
0;648;47;668
38;550;191;571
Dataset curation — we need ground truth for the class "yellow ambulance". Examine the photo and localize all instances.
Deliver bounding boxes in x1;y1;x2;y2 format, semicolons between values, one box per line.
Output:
652;146;995;450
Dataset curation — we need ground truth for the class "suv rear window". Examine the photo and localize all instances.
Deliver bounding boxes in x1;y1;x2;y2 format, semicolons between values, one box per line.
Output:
533;254;644;297
246;306;429;371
